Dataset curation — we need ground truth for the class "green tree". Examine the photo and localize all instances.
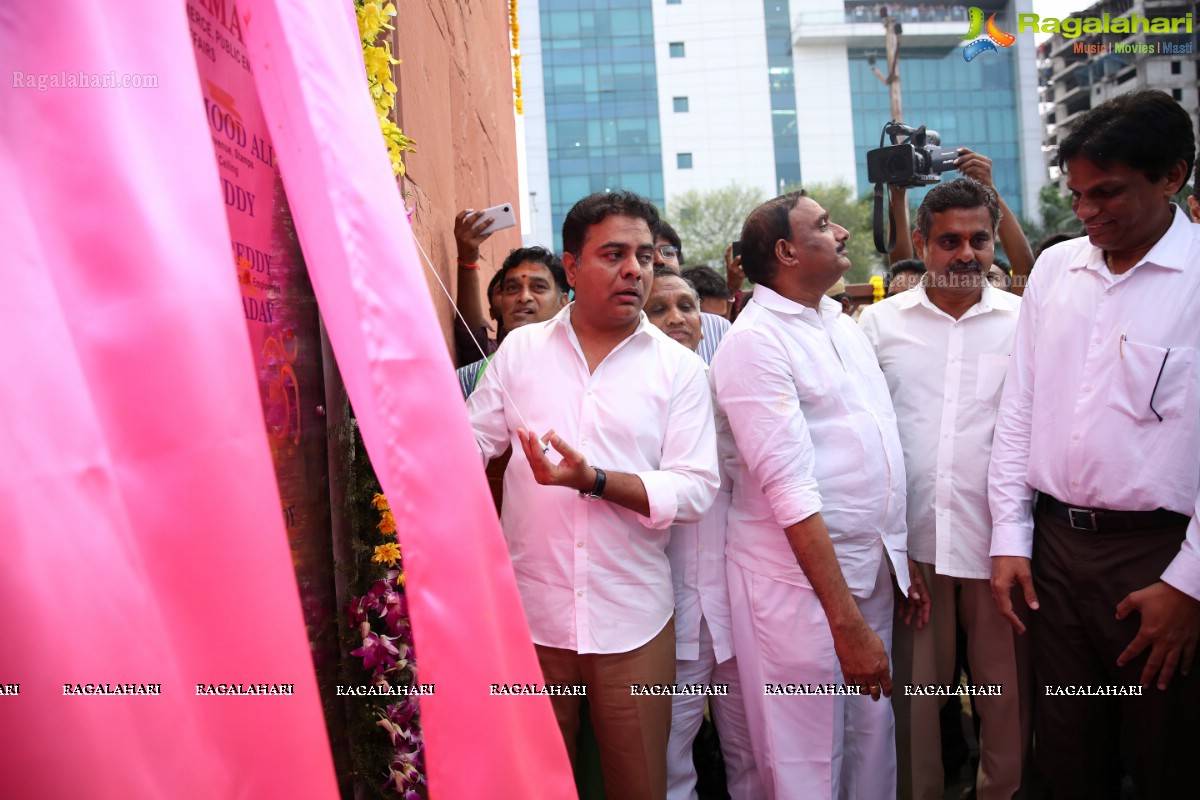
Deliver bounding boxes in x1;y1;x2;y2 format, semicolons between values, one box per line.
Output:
666;184;766;267
792;181;887;283
1016;183;1082;253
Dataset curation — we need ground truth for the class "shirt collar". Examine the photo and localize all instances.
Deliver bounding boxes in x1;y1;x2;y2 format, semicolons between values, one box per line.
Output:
552;301;652;339
752;283;840;325
1069;204;1192;274
900;281;1002;318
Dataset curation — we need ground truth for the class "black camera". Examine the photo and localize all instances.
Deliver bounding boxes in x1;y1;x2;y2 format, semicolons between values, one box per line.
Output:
865;123;957;188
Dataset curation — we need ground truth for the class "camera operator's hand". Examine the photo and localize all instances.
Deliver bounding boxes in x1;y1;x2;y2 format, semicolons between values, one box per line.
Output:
954;146;1035;295
887;184;914;263
955;148;995;188
724;243;745;294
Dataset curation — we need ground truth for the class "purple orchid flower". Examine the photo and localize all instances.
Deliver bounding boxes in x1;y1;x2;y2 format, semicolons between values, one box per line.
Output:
352;631;400;674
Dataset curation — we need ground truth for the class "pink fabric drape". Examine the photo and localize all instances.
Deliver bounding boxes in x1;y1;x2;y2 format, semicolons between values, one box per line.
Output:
241;0;575;796
2;0;571;795
0;2;339;798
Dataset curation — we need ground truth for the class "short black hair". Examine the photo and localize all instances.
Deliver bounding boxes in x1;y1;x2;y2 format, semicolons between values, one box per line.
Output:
889;259;926;281
651;265;699;301
740;191;806;287
562;191;660;257
1033;231;1081;260
915;177;1001;242
681;265;731;301
1057;89;1196;189
654;220;685;265
486;268;506;300
499;246;569;294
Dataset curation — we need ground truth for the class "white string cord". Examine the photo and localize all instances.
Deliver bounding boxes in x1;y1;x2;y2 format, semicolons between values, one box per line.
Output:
409;235;549;453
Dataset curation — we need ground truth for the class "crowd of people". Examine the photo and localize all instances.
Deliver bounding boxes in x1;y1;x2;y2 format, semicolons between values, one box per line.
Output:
454;89;1200;800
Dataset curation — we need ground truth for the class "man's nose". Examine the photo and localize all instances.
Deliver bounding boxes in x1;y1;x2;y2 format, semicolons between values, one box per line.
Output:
620;254;643;278
1074;195;1097;220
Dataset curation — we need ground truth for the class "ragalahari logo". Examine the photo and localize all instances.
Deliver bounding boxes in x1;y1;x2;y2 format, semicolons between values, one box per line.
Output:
961;6;1015;61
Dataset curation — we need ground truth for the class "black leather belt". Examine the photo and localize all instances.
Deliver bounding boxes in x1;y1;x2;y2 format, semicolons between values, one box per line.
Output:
1037;493;1190;533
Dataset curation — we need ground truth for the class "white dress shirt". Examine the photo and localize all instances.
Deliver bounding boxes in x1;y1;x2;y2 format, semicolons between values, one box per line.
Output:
667;378;736;663
989;206;1200;600
860;284;1021;579
711;284;911;598
468;304;720;654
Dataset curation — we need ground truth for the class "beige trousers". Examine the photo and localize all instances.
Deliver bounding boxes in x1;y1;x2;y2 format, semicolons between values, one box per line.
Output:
536;619;676;800
892;561;1032;800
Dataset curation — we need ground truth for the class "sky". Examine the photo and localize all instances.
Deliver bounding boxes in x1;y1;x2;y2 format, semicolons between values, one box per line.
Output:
1030;0;1096;42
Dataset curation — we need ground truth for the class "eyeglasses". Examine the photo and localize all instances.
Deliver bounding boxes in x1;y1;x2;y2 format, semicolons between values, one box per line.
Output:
657;245;679;259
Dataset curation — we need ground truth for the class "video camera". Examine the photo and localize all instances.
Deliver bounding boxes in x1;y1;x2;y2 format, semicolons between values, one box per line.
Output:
868;121;959;253
866;122;957;188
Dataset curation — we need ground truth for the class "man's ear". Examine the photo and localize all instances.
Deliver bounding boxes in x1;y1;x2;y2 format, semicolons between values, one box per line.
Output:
561;252;578;288
1162;159;1189;196
911;228;925;259
773;238;793;267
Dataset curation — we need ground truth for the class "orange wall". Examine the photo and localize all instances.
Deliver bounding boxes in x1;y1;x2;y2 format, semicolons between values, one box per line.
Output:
394;1;522;352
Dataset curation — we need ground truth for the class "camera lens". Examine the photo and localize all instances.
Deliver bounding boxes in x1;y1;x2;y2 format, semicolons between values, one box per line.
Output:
886;153;909;174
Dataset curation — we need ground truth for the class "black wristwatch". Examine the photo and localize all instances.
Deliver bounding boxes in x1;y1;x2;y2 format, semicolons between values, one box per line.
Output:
579;467;606;500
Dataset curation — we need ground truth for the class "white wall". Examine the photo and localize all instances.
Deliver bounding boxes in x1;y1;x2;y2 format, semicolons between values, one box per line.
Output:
1012;0;1047;222
652;0;777;209
518;0;555;248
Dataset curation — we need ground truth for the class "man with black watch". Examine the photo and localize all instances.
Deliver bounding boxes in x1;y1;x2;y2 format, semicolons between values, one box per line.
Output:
468;190;719;800
578;466;605;500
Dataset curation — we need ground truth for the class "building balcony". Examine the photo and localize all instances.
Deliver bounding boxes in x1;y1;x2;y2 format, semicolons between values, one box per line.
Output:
793;7;967;51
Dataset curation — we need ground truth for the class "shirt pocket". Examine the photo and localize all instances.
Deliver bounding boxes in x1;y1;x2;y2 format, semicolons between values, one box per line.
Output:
975;354;1010;410
1107;341;1195;422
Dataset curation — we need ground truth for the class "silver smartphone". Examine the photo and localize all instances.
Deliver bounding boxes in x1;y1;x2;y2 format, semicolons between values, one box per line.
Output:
478;202;517;235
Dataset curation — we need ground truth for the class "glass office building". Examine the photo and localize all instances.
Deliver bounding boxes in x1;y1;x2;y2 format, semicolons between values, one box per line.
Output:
538;1;663;249
520;0;1042;250
849;47;1025;219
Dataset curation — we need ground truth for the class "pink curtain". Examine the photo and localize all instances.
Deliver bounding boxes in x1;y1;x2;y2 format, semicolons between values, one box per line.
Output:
0;0;571;796
241;0;575;796
0;1;339;797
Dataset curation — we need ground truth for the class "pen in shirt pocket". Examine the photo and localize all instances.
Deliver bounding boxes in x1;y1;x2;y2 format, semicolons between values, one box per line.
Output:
1120;334;1125;359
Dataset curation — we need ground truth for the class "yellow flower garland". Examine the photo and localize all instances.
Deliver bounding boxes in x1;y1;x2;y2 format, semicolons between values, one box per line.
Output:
356;1;417;176
510;0;522;114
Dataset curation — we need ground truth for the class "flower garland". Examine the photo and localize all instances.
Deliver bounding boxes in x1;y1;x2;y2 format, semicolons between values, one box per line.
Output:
356;1;417;176
347;493;425;798
509;0;522;115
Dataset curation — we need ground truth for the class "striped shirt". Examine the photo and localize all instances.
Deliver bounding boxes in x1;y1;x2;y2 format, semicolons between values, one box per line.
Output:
457;357;491;399
697;313;730;365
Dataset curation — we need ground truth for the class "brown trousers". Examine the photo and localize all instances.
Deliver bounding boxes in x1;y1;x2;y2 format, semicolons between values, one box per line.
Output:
1031;509;1200;800
893;562;1033;800
535;620;676;800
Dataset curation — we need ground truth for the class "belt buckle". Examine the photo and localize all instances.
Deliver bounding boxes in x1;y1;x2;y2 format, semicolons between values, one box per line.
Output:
1068;507;1098;531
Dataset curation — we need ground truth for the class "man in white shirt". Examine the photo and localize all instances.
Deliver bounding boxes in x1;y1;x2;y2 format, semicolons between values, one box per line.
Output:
711;192;927;800
644;268;761;800
860;178;1029;800
989;89;1200;799
468;191;719;800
